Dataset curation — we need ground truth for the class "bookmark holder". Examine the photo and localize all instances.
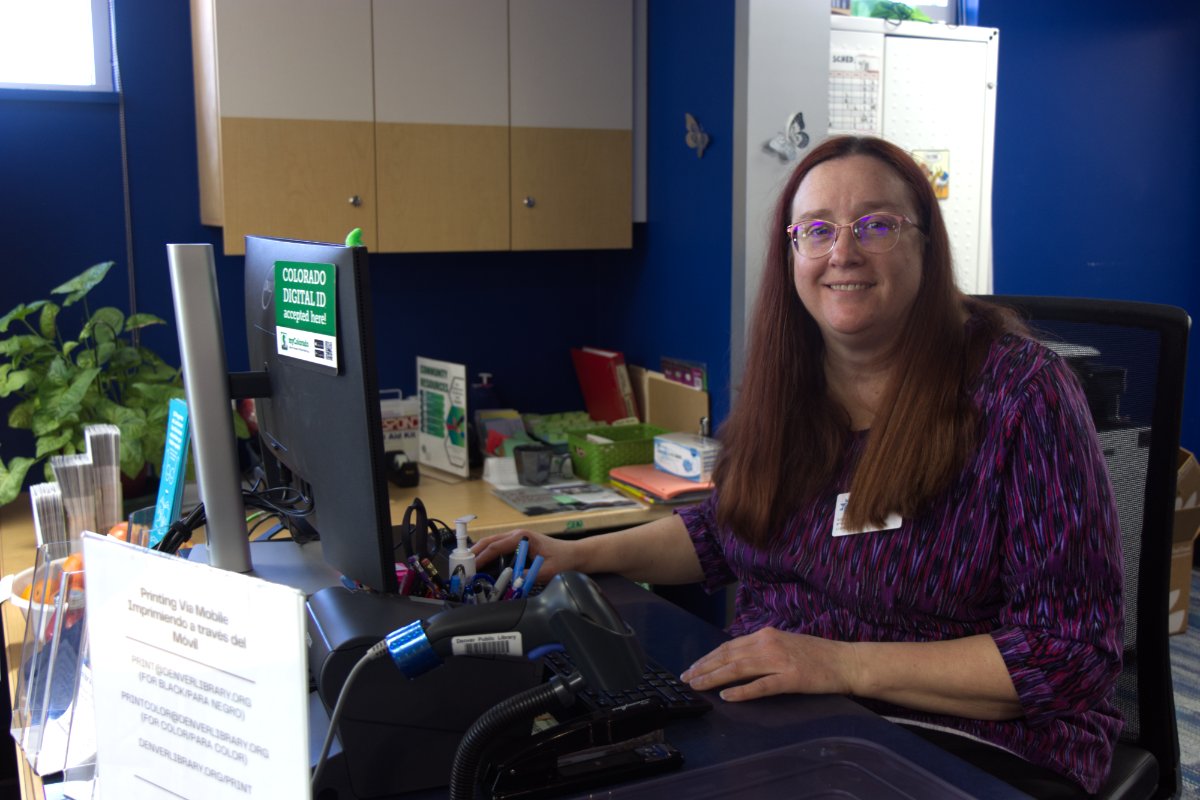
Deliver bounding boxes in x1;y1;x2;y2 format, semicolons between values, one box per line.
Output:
9;541;97;778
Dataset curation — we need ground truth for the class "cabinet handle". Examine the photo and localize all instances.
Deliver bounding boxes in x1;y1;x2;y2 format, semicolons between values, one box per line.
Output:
522;196;536;208
348;195;362;207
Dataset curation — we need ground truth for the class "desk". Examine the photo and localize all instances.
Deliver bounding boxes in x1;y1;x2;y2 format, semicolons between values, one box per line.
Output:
385;476;672;540
2;496;1027;800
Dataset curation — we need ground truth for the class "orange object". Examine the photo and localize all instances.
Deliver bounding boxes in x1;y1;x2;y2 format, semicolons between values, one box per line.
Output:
63;552;85;591
24;575;62;603
108;521;130;542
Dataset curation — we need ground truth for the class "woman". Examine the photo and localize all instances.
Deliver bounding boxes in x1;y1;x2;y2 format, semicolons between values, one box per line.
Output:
475;135;1123;796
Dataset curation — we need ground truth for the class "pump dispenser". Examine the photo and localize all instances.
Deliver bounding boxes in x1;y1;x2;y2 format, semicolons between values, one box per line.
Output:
448;514;478;579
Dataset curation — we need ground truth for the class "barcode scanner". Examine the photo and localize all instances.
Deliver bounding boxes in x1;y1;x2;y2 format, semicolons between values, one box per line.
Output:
386;571;645;694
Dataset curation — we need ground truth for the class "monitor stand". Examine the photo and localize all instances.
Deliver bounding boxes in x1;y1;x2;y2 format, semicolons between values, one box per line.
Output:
186;539;342;597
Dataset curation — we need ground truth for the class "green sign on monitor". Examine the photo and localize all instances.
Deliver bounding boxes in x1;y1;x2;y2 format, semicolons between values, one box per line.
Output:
274;260;338;369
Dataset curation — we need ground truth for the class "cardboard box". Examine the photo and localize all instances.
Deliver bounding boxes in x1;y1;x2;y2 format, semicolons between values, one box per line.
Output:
1169;448;1200;634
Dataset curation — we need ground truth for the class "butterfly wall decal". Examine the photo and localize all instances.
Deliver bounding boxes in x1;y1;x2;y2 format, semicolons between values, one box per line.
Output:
685;113;709;159
765;111;810;162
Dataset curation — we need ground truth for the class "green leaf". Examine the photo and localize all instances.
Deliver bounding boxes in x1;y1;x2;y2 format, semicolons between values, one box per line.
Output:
125;313;166;331
52;262;114;306
44;355;73;389
0;334;54;359
0;301;48;334
0;367;34;398
83;307;125;343
35;431;74;458
8;399;34;430
0;456;38;507
43;366;100;419
38;302;61;340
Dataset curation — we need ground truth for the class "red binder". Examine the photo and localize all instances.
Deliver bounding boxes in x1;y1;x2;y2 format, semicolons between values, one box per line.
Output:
570;347;639;424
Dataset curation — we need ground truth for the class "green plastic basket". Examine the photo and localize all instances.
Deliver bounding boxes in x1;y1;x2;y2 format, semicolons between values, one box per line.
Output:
566;424;666;484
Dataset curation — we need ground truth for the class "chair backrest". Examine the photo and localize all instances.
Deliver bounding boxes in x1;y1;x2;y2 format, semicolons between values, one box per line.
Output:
981;295;1189;799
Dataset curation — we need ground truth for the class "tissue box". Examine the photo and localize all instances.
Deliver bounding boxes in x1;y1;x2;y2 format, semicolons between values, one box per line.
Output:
654;433;719;482
1170;448;1200;634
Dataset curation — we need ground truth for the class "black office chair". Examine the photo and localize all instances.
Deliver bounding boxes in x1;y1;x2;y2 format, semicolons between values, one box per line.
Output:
981;295;1189;800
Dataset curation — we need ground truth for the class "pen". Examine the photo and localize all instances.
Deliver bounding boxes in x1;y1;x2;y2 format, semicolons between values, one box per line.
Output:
518;555;545;598
512;537;530;584
491;567;513;602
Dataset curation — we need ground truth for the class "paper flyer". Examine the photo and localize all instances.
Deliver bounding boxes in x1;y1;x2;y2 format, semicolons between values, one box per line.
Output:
417;356;469;477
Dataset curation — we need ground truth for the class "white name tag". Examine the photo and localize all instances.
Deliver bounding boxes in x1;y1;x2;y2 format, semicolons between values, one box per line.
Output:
832;492;903;537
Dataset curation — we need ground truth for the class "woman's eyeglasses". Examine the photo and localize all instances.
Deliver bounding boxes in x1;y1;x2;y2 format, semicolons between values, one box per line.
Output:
785;212;919;259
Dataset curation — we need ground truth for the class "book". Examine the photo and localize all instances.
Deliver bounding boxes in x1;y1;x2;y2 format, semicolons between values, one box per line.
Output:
570;347;639;424
608;463;714;505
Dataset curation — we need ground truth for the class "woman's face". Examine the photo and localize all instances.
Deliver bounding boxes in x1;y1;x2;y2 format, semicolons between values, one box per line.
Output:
789;155;924;356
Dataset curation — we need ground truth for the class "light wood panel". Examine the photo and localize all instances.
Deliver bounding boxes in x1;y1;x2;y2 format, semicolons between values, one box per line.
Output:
376;123;509;252
511;127;633;251
220;117;376;255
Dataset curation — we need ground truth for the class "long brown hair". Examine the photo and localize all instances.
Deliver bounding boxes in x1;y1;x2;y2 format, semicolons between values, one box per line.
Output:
714;135;1020;545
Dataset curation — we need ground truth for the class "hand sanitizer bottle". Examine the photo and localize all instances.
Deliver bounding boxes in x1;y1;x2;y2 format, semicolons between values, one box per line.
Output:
447;514;477;579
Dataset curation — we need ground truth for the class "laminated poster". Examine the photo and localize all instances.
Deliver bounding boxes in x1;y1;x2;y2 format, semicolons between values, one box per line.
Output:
417;356;470;477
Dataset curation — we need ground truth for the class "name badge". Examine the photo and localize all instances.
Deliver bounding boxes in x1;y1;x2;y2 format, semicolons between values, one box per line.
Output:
832;492;903;537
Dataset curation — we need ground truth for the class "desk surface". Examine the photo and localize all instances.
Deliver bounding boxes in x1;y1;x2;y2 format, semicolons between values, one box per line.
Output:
385;474;672;539
1;495;1027;800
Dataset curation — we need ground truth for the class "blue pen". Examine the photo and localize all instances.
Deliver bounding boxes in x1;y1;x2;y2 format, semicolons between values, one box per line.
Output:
512;538;530;584
518;555;545;598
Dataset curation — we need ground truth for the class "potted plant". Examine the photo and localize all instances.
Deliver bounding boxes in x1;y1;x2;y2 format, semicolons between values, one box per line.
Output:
0;261;209;506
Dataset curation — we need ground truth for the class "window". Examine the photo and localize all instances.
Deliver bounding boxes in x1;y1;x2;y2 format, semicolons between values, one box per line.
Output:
0;0;114;92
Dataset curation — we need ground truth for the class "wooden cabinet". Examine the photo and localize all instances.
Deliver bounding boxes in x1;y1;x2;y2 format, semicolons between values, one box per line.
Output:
191;0;632;255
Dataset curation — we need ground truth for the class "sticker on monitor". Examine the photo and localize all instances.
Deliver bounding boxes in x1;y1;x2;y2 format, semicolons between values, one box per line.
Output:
274;260;338;369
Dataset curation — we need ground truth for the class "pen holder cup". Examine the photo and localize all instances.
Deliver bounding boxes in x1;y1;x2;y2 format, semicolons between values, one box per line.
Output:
126;505;167;549
9;540;95;777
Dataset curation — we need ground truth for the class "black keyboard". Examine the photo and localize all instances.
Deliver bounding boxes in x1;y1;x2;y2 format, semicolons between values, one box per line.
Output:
543;649;713;719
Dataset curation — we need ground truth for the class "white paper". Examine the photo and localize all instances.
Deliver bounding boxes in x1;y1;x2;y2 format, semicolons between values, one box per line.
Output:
82;533;310;799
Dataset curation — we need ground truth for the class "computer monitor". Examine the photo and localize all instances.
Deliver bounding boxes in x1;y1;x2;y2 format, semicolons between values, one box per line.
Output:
166;237;397;594
242;235;397;593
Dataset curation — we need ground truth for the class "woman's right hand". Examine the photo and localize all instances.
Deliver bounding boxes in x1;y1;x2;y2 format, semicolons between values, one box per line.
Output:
471;529;584;585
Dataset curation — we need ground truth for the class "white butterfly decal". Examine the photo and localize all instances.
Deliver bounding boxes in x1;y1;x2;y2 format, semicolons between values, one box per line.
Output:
765;111;810;162
685;113;709;159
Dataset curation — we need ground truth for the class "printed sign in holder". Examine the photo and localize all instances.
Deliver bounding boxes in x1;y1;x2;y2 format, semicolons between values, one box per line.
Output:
80;532;311;799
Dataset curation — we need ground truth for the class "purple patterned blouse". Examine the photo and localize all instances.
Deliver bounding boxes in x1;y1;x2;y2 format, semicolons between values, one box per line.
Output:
679;333;1123;793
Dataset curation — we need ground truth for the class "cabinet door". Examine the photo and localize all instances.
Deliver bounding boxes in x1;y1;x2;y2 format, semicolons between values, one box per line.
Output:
509;0;633;250
211;0;376;255
373;0;510;252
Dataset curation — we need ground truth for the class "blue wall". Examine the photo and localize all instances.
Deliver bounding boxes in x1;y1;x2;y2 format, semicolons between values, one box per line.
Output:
3;0;1199;483
977;0;1200;449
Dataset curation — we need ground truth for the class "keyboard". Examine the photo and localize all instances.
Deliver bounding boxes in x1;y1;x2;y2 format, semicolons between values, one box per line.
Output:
543;649;713;719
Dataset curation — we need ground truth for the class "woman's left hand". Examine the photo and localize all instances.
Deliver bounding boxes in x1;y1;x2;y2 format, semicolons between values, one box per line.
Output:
680;627;859;702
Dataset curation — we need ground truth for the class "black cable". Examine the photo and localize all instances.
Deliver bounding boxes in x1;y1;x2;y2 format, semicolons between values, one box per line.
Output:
311;640;390;793
448;671;585;800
